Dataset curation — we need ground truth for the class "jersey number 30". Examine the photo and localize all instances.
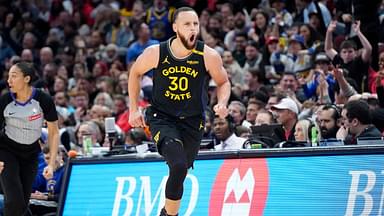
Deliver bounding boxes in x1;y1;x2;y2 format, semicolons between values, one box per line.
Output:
169;76;188;91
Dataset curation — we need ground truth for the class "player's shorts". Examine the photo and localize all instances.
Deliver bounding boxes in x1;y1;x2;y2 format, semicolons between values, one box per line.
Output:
145;106;204;168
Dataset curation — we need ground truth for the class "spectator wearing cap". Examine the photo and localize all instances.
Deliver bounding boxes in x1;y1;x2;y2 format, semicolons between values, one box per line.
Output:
301;53;336;102
271;97;299;141
325;20;372;92
339;100;382;145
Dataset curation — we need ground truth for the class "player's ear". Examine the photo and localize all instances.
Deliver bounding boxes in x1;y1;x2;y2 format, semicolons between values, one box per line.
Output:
172;22;177;33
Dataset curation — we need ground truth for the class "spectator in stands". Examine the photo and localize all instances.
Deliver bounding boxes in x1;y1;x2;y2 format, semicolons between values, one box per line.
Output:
266;93;285;110
75;121;103;152
145;0;175;42
21;49;34;63
270;0;293;29
325;20;372;92
249;10;269;47
255;110;276;126
105;11;134;50
31;146;66;201
243;100;265;128
39;47;54;69
125;22;159;69
72;90;91;124
114;95;132;133
277;72;306;102
243;41;262;72
213;115;246;150
300;0;332;29
222;50;244;86
339;100;382;144
271;97;299;141
294;119;314;144
232;32;247;67
228;100;246;127
318;104;341;140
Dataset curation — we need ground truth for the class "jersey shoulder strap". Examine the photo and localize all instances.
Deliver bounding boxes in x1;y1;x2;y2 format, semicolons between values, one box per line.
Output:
192;41;204;56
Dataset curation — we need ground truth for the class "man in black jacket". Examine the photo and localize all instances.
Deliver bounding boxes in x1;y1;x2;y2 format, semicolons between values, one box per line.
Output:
339;100;382;145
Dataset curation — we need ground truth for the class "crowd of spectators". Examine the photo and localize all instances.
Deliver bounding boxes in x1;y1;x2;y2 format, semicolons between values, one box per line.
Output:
0;0;384;162
1;0;384;214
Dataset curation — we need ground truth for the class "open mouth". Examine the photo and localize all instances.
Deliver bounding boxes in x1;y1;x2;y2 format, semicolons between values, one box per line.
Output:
189;34;195;43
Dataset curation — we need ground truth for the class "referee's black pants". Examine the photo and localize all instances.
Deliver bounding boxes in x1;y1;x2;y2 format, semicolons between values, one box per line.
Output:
0;137;40;216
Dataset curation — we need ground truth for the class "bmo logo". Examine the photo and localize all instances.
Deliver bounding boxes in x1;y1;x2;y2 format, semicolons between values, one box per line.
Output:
209;159;269;216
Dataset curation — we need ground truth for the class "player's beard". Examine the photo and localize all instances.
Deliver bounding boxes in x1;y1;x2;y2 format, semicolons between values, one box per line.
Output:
177;31;197;50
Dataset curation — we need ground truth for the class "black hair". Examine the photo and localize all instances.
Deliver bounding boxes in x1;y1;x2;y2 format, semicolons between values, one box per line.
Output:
214;114;236;133
173;7;196;23
246;40;259;49
340;40;357;51
344;100;371;125
322;104;341;121
14;61;36;85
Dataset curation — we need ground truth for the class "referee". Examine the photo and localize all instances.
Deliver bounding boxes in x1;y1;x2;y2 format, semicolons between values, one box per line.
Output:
0;62;59;216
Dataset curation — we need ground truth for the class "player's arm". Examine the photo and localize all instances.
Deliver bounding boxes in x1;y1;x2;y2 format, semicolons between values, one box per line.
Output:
204;46;231;118
128;45;159;113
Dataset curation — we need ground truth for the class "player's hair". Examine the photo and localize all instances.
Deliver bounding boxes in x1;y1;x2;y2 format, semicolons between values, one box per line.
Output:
173;7;196;23
14;61;36;85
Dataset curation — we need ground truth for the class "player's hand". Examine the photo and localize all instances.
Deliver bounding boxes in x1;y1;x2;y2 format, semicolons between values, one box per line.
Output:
213;103;228;119
129;110;147;128
43;164;54;180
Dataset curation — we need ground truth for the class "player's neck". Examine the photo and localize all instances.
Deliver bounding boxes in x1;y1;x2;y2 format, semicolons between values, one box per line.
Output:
170;37;193;59
16;86;33;102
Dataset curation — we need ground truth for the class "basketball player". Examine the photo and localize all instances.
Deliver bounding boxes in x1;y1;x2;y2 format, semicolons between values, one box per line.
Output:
128;7;231;216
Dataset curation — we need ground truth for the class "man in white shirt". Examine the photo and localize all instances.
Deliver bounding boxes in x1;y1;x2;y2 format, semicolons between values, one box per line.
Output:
213;115;246;150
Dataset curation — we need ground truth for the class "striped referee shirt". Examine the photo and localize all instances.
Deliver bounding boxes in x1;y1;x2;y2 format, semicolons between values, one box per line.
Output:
0;88;58;145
